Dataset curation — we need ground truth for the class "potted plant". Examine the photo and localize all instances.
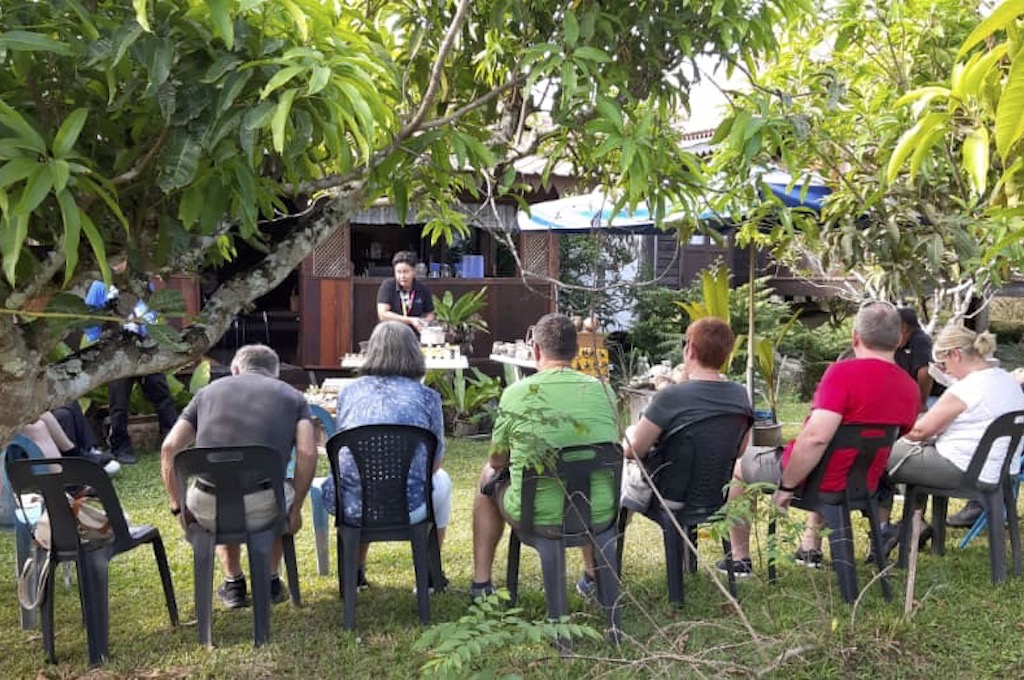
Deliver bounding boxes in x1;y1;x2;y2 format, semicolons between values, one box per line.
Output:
433;287;489;354
426;368;503;436
750;310;800;446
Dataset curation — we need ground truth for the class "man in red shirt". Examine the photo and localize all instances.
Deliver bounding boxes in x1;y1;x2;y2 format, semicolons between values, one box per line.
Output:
718;301;919;575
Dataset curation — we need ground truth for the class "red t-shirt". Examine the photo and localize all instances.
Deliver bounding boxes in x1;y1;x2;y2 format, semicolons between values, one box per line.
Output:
781;358;919;492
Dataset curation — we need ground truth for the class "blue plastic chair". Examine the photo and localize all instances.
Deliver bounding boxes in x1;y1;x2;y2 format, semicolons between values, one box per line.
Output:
1;435;47;629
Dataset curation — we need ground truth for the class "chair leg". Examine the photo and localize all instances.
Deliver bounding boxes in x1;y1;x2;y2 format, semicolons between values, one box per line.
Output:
150;536;179;626
721;538;737;598
931;495;948;556
15;520;37;629
685;525;699;574
40;561;58;664
982;492;1007;584
536;539;568;622
821;505;857;604
248;531;275;646
341;526;361;630
767;517;778;584
336;525;346;601
1005;485;1023;577
188;526;216;649
79;549;111;665
282;534;302;606
592;528;622;639
506;532;522;606
615;507;629;579
863;499;892;602
428;525;445;593
310;479;330;576
410;527;432;625
662;519;685;606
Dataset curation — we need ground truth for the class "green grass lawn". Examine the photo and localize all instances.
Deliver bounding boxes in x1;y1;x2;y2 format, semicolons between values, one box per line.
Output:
4;434;1024;678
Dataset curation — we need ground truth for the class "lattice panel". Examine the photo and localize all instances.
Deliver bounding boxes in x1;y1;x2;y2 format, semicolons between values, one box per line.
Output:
312;224;350;278
520;233;550;278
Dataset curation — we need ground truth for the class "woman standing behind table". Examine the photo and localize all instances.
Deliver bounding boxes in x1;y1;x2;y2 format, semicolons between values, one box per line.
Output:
325;321;452;591
376;250;435;331
877;325;1024;546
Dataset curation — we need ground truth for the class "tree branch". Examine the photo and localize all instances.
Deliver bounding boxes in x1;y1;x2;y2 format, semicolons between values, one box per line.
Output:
111;127;171;186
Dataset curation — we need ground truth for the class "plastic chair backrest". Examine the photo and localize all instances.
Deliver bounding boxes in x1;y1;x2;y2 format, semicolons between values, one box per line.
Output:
308;404;337;438
6;457;132;558
325;425;438;529
519;442;622;537
0;435;47;527
960;410;1024;490
174;446;288;542
650;413;753;516
798;423;901;505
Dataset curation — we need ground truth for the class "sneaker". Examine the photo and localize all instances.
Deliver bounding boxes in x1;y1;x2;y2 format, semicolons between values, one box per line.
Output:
793;547;824;568
947;500;984;527
270;576;289;604
102;459;122;476
216;577;249;609
866;522;901;564
84;447;121;476
356;567;370;592
469;580;495;601
575;572;597;598
113;447;138;465
715;557;753;578
413;571;450;596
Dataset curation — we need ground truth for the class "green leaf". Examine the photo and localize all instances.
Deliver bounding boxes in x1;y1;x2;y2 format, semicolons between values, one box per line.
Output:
959;0;1024;59
79;212;109;283
148;288;188;317
0;157;40;190
957;44;1008;101
572;46;610;63
564;10;579;46
0;212;28;285
271;88;298;153
133;0;151;32
208;0;234;50
281;0;310;42
996;54;1024;161
51;108;89;157
146;323;189;351
0;30;74;56
157;132;203;192
56;189;81;284
0;101;47;153
189;360;211;393
14;165;53;215
886;112;947;183
308;65;331;96
963;126;990;196
260;66;305;99
48;159;70;193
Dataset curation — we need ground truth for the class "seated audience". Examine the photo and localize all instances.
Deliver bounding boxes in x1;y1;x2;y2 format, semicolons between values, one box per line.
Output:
21;407;120;475
160;344;316;608
718;301;919;575
879;325;1024;540
471;313;620;599
621;318;752;513
324;321;452;592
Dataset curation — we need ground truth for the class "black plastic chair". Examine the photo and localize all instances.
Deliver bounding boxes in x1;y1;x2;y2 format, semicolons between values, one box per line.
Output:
505;442;623;642
2;434;49;629
325;425;443;630
768;423;902;604
897;410;1024;583
6;456;178;665
616;414;753;605
174;446;300;648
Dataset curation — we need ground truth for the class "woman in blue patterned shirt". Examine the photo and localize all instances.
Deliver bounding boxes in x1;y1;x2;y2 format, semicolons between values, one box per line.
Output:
325;321;452;589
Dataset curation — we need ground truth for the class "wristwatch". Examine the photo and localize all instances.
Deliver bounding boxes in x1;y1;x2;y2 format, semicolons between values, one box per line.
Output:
777;482;799;493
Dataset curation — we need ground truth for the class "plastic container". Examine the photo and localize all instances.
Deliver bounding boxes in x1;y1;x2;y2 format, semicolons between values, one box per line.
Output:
460;255;484;278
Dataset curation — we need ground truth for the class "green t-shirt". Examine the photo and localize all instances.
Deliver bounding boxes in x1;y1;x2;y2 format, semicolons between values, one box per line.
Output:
492;368;620;527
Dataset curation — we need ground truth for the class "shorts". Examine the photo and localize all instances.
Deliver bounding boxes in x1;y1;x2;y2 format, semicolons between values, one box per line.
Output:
485;470;563;540
186;480;295;533
739;445;783;485
621;459;684;513
886;439;965;489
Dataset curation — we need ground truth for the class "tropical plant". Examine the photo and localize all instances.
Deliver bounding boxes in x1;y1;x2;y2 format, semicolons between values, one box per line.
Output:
0;0;812;445
432;287;489;352
750;310;801;422
426;367;502;431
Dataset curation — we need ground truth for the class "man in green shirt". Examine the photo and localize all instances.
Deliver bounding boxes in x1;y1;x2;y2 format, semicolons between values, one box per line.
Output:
471;313;620;599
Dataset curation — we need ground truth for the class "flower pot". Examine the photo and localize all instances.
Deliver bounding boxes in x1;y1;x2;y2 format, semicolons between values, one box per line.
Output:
753;422;783;448
453;418;480;438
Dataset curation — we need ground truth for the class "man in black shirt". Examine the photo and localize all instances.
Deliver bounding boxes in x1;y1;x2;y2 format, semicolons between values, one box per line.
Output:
376;250;435;331
895;307;933;413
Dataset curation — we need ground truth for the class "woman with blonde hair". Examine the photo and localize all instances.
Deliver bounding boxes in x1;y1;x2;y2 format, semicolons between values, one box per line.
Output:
877;324;1024;547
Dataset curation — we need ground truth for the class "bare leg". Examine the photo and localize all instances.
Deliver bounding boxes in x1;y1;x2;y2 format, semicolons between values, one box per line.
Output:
726;460;752;560
217;544;243;579
472;464;506;584
580;544;595;576
800;512;825;551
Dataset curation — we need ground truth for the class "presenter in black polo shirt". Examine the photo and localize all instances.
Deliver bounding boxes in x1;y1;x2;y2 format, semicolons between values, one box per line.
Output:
376;250;435;331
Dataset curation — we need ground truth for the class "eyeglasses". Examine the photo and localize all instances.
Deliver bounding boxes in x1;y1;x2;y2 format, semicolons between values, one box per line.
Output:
932;347;958;371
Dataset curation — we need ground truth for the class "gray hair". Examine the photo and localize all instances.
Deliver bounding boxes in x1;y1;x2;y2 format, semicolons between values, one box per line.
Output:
934;324;997;360
361;321;426;379
231;344;280;377
854;302;901;352
532;313;577;361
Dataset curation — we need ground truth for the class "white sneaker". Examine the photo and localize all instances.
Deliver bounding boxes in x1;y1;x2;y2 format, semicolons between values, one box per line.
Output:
103;459;121;476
